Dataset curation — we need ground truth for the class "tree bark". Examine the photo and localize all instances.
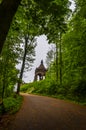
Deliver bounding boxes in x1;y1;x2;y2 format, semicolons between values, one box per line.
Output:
56;42;58;82
0;0;21;53
59;33;62;86
16;35;28;94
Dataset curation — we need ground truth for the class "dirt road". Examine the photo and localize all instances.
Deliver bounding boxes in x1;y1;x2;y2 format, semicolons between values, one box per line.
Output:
7;93;86;130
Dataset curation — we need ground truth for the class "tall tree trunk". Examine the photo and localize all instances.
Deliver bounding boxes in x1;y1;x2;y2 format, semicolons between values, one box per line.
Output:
56;42;58;82
2;67;6;100
0;0;21;53
16;35;28;94
59;33;62;86
1;59;7;114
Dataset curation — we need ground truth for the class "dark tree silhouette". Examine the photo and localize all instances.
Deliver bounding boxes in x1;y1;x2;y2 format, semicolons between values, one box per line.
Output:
0;0;21;53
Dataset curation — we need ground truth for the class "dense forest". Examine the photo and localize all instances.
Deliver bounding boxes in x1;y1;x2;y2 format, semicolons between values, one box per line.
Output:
0;0;86;114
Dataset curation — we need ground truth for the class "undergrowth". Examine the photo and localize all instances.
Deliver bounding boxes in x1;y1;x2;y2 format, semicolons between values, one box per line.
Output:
0;93;23;115
20;80;86;106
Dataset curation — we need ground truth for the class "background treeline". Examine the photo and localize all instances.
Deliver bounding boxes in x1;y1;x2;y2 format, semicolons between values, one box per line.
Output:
21;0;86;105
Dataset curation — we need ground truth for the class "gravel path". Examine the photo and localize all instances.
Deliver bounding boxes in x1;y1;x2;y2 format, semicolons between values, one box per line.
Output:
5;93;86;130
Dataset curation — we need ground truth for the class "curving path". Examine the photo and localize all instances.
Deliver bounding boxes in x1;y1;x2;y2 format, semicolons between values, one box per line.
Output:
7;93;86;130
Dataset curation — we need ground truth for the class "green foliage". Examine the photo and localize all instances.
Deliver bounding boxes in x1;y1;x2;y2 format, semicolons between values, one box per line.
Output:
57;0;86;104
21;79;57;95
0;94;23;115
0;0;2;4
0;40;19;99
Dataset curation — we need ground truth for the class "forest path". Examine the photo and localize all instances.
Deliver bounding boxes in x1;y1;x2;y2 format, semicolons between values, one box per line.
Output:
6;93;86;130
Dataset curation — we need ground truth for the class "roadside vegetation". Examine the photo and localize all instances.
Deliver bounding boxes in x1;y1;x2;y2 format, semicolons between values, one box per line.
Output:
0;94;23;115
21;79;86;106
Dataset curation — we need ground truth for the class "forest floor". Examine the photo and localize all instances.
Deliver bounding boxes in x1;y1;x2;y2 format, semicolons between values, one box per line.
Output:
0;93;86;130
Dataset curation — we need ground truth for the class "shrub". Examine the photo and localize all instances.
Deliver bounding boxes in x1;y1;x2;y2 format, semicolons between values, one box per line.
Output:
0;94;23;115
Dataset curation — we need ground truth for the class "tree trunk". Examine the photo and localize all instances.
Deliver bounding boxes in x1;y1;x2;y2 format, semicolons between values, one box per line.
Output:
59;33;62;86
2;56;8;100
56;42;58;82
0;0;21;53
16;35;28;94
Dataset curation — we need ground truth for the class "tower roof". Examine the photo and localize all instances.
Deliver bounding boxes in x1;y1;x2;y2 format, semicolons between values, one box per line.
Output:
35;60;47;73
34;60;47;81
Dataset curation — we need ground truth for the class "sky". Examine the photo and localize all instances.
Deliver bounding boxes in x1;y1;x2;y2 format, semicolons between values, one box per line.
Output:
23;35;53;83
70;0;75;10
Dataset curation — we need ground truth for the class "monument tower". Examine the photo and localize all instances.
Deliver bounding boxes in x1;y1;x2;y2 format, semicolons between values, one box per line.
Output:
34;60;47;81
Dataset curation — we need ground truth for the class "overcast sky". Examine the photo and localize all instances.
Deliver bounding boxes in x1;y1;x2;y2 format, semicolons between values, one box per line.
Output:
22;35;53;83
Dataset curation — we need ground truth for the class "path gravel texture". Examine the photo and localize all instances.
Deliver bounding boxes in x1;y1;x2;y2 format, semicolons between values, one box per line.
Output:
5;93;86;130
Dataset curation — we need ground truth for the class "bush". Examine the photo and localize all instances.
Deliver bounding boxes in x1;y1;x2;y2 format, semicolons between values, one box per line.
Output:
20;84;29;92
74;80;86;97
0;94;23;115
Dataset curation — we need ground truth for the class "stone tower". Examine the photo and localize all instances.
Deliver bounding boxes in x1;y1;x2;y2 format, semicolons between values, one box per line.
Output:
34;60;47;81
